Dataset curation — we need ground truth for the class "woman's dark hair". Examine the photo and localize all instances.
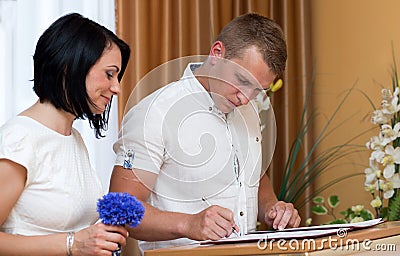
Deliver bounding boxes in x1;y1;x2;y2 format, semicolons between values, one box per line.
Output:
33;13;130;138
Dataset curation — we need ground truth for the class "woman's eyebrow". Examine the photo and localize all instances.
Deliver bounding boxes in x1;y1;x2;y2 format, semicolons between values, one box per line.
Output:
108;65;120;72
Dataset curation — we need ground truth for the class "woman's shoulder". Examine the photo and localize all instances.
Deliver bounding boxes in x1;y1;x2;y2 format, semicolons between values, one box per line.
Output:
2;115;70;146
0;116;33;137
0;117;38;167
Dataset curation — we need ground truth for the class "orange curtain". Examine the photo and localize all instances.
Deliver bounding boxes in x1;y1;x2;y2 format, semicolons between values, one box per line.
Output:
115;0;313;217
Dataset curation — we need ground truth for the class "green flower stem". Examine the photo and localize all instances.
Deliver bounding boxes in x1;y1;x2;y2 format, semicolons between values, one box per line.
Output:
286;145;366;204
278;79;359;203
278;67;317;200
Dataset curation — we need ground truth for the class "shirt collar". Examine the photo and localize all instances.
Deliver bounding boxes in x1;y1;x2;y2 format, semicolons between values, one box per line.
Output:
181;63;235;119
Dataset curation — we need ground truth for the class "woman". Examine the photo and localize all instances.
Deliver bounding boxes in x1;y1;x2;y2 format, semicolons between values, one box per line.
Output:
0;13;130;255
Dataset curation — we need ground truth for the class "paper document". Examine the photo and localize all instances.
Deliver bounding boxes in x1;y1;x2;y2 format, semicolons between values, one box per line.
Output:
200;218;383;245
201;228;350;244
248;218;383;234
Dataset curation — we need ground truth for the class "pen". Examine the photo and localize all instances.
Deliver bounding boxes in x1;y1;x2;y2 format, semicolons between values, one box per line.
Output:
201;197;240;237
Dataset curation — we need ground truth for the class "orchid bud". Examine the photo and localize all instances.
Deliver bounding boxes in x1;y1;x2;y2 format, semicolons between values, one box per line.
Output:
370;197;382;208
270;79;283;92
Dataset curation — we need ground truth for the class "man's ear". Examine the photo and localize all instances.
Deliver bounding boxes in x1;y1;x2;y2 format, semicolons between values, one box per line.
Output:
209;41;225;65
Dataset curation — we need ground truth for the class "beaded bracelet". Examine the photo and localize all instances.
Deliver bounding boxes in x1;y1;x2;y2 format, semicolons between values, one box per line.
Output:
66;232;75;256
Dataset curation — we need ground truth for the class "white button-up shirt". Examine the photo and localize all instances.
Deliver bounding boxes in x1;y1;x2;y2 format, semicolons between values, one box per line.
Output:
114;63;262;251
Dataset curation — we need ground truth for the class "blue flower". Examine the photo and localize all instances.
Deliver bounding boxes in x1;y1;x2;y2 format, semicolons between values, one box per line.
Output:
97;192;145;228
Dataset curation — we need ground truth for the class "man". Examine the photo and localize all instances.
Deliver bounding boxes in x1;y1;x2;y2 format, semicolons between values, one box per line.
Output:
110;13;301;251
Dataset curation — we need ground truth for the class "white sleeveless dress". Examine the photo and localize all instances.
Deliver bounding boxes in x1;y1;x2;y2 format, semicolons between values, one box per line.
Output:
0;116;103;235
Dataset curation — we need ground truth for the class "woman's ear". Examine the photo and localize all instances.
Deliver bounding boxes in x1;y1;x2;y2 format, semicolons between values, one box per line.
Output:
209;41;225;65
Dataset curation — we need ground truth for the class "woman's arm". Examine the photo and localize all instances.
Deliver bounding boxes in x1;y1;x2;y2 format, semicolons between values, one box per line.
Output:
0;159;128;256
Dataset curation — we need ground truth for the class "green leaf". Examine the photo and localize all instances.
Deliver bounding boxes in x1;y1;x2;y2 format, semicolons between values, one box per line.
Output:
342;208;353;218
381;207;389;219
313;196;324;204
311;205;328;215
388;192;400;221
328;195;340;208
360;210;373;220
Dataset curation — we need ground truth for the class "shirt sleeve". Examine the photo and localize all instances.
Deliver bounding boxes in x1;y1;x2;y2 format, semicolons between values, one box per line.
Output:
0;122;35;184
114;103;165;174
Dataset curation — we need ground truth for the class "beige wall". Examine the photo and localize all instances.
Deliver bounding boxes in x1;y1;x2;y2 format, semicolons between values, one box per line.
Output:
310;0;400;224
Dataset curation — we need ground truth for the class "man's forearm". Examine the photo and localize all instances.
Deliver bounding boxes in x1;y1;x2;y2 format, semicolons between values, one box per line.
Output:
257;174;279;222
127;201;191;241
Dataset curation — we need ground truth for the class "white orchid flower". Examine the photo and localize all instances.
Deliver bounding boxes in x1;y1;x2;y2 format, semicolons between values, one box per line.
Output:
394;86;400;99
351;205;364;214
371;109;392;124
380;123;400;145
367;87;400;212
364;183;376;193
389;173;400;186
381;145;400;179
384;189;394;199
383;145;400;165
366;135;385;151
381;100;395;115
392;93;400;112
382;88;400;115
370;149;385;163
381;88;393;101
364;162;381;185
381;174;400;199
350;217;365;223
383;164;395;179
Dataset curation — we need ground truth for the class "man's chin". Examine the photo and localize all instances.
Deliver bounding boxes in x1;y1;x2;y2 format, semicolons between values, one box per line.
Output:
220;105;235;114
214;100;236;114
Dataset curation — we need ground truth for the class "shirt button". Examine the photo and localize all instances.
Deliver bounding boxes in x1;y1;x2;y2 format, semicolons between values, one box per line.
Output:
209;107;213;111
239;182;242;187
240;211;244;216
255;137;259;142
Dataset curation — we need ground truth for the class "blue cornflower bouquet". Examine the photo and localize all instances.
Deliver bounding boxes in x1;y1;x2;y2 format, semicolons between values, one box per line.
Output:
97;192;145;228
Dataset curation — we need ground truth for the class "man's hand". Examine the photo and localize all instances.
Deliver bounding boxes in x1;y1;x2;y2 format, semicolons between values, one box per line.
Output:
264;201;301;230
184;205;239;241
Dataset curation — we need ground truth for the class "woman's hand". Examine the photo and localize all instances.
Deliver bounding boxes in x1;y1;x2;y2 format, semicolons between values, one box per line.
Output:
73;223;129;256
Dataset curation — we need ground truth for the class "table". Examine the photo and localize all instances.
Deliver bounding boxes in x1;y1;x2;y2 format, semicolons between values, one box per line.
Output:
144;221;400;255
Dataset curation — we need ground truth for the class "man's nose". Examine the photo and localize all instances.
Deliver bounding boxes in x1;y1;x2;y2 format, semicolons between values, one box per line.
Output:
236;91;250;105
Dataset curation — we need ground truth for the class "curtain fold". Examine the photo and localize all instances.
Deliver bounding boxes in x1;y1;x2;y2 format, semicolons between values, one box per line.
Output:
267;0;314;218
116;0;313;218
